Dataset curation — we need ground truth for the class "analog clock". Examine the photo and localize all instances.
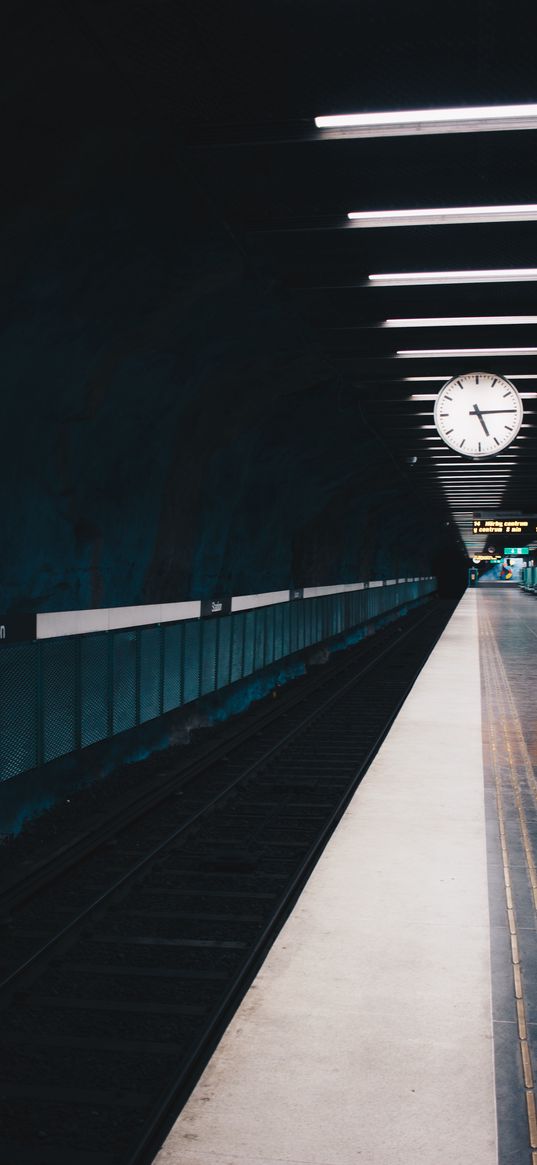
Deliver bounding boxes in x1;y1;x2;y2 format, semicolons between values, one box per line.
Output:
433;372;523;457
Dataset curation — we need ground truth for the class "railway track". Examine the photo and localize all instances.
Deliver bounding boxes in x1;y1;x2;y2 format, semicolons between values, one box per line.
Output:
0;598;455;1165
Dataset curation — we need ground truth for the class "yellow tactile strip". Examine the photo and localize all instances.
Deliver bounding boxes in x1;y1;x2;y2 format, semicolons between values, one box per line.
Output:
480;611;537;1162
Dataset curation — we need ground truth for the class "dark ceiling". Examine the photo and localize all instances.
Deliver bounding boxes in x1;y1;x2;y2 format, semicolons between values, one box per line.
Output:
7;0;537;567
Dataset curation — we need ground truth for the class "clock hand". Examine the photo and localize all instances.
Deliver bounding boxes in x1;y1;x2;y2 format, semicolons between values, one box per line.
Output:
469;404;490;437
469;409;517;414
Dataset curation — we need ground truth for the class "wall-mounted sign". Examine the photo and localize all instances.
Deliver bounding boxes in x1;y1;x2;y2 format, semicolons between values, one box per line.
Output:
503;547;529;556
472;518;537;535
0;614;37;644
472;555;501;563
200;598;232;618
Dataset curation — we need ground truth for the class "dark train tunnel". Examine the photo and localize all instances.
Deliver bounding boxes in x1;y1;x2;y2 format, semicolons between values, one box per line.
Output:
2;5;537;1163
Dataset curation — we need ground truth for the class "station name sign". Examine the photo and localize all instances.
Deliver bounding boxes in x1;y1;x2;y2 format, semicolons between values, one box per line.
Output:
472;518;537;535
200;598;232;618
0;614;37;644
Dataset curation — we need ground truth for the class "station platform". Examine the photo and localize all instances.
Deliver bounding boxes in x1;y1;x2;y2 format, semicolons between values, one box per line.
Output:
155;589;537;1165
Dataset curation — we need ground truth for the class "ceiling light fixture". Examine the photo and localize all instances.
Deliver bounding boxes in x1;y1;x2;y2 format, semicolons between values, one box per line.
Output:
315;104;537;137
385;316;537;328
397;347;537;357
348;205;537;228
369;268;537;286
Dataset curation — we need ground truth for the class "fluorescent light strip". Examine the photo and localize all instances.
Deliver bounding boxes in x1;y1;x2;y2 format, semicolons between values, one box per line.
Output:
348;205;537;228
315;104;537;137
407;391;536;398
369;268;537;286
405;376;453;382
385;316;537;328
397;347;537;357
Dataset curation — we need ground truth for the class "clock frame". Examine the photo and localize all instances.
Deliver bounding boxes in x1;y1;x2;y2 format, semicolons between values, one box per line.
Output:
433;372;523;458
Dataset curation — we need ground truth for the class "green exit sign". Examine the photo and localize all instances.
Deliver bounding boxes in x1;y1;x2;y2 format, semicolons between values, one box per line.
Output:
503;547;529;556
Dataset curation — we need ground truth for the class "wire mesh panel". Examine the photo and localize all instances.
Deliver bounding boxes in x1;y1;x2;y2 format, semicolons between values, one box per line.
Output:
230;612;244;683
80;633;109;748
0;644;38;780
140;626;162;723
217;615;232;690
296;602;305;651
286;603;294;654
281;602;291;658
201;618;217;696
163;623;182;713
264;605;275;666
303;600;312;647
42;638;78;764
242;609;255;676
273;603;284;661
254;610;265;672
183;620;201;704
112;630;137;735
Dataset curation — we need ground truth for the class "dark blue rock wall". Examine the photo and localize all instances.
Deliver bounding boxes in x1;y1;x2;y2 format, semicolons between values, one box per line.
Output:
2;116;446;614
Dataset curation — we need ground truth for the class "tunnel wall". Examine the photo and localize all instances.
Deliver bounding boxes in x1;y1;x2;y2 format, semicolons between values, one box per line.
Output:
0;578;435;787
2;122;452;621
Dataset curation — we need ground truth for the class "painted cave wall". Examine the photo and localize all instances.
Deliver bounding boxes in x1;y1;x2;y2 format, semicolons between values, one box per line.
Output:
2;75;451;614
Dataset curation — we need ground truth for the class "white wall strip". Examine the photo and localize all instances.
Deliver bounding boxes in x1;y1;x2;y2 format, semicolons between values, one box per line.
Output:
302;582;366;598
231;590;290;612
35;577;434;640
37;600;201;640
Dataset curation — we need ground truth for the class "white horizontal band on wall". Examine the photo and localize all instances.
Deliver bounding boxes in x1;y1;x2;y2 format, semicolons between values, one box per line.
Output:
302;582;365;598
37;600;202;640
35;578;435;641
231;590;290;612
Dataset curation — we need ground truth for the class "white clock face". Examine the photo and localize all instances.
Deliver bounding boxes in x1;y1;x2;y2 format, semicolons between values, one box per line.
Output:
433;372;523;457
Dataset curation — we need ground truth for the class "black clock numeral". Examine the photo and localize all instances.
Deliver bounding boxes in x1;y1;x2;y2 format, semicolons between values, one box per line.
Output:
476;375;479;384
440;413;449;418
491;379;498;387
445;395;453;402
446;429;454;435
494;437;499;446
505;425;514;431
478;441;481;452
460;438;465;447
455;381;463;389
503;391;511;398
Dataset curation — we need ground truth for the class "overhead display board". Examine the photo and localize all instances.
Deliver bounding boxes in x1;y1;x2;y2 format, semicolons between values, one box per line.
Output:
503;547;529;556
472;518;537;536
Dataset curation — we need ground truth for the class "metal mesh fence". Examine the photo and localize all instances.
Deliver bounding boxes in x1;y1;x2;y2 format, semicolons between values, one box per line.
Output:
217;615;232;689
80;633;109;748
0;644;39;780
200;619;217;696
230;612;244;684
183;620;201;704
0;579;436;782
42;638;78;764
140;626;162;723
163;624;182;714
242;610;256;676
112;630;137;736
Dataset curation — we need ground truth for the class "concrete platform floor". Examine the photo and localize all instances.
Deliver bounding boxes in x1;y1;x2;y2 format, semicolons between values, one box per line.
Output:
154;589;537;1165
